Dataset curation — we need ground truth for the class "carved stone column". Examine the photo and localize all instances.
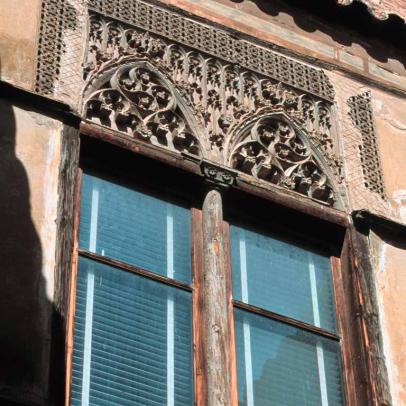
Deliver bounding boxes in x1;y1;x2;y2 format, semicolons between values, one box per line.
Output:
202;187;231;406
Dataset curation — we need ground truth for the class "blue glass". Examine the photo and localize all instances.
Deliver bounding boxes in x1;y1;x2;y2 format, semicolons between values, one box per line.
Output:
79;173;191;284
234;309;344;406
71;257;193;406
231;225;336;332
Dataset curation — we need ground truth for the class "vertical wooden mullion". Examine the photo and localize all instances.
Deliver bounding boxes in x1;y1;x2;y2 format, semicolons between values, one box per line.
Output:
202;188;232;406
330;255;357;406
223;221;238;406
65;168;83;406
191;208;207;406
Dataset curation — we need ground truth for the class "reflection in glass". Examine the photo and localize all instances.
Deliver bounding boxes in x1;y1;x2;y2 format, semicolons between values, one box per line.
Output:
231;225;336;331
71;257;193;406
79;173;191;284
234;309;343;406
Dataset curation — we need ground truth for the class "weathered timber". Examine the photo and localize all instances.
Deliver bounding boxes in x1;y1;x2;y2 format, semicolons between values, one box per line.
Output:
202;189;232;406
191;209;208;406
78;249;192;291
331;254;361;406
348;225;392;406
80;121;201;177
65;169;82;406
236;175;349;228
223;222;238;406
52;124;80;406
82;120;349;230
233;300;339;340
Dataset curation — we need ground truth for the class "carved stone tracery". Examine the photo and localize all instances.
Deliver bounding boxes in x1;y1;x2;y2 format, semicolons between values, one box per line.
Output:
85;62;201;155
82;14;342;206
33;0;344;206
228;115;335;205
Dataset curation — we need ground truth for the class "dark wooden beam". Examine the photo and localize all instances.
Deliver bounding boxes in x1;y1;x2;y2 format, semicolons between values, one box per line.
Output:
78;249;192;291
51;124;80;406
81;121;350;230
233;300;340;340
236;175;349;228
191;209;208;406
348;226;392;406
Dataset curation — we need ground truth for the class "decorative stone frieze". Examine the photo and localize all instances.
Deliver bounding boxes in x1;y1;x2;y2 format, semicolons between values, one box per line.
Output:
35;1;346;207
81;13;342;206
348;91;386;200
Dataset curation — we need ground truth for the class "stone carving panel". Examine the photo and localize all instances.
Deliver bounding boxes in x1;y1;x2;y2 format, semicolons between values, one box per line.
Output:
36;0;335;101
348;91;386;200
82;14;343;206
84;62;201;155
84;16;341;160
36;1;343;207
228;116;335;205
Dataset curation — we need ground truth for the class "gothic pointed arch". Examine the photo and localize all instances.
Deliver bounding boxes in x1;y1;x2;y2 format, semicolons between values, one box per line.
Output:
226;113;340;207
81;59;206;156
79;14;346;208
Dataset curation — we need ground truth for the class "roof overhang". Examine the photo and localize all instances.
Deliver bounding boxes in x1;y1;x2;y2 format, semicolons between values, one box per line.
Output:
337;0;406;21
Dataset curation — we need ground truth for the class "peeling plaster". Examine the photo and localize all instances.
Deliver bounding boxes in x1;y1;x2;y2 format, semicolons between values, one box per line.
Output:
392;190;406;222
373;99;406;132
40;129;61;301
377;240;388;274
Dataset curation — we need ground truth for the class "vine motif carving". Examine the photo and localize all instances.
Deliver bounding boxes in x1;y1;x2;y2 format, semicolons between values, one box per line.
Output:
83;14;342;206
228;116;335;205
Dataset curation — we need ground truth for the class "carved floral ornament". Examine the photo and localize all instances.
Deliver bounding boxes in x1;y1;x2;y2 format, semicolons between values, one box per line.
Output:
82;15;344;207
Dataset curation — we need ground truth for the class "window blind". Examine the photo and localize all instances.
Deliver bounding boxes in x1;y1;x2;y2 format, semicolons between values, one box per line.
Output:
230;224;344;406
79;174;191;284
230;225;336;332
71;173;193;405
71;258;193;406
234;309;343;406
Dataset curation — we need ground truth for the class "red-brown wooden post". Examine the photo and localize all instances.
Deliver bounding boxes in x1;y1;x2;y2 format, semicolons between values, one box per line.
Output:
202;188;232;406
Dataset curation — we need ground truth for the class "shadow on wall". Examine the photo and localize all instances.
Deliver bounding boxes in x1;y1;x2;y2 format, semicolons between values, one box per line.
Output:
0;66;51;405
230;0;406;68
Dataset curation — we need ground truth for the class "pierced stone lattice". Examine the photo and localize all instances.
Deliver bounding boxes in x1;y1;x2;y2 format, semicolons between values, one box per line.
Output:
228;116;335;205
36;0;67;94
35;0;335;102
348;91;386;199
86;0;335;100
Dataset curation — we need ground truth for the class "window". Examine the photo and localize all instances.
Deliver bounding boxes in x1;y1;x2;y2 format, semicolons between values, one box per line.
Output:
70;173;194;405
66;145;356;406
230;224;344;405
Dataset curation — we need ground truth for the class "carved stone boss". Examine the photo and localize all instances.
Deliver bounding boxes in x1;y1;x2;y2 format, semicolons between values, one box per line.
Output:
82;13;343;207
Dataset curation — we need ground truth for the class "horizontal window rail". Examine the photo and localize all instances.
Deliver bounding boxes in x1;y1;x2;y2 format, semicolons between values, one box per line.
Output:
78;249;193;292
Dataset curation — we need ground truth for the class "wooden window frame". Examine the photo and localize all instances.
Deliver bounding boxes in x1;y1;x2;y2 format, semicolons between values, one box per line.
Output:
65;163;205;406
62;124;378;406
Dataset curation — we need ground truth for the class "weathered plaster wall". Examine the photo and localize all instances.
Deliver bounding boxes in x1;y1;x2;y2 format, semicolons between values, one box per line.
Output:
0;0;41;90
160;0;406;92
327;70;406;222
373;92;406;220
0;98;62;405
370;232;406;406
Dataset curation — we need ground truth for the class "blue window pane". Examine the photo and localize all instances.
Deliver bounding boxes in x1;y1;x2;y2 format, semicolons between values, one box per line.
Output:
79;174;191;284
71;257;193;406
234;309;344;406
231;225;336;332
